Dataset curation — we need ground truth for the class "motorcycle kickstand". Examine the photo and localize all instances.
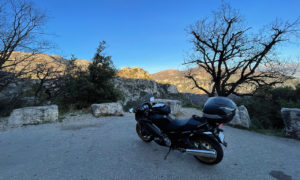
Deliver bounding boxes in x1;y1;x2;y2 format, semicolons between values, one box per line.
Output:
164;146;172;160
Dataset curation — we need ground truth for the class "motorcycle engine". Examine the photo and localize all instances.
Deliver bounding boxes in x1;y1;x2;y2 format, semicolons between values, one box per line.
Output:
154;135;171;147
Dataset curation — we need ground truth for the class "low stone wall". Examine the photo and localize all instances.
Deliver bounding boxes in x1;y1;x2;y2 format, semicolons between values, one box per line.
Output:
281;108;300;139
8;105;58;126
153;99;182;115
91;103;124;117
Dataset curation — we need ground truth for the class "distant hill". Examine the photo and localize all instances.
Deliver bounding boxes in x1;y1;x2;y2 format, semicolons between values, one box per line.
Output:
4;52;91;75
5;53;153;80
151;68;300;94
4;52;300;94
151;68;213;94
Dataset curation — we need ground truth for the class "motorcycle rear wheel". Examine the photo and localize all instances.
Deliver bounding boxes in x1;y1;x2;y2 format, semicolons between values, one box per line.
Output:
192;136;223;165
136;123;153;142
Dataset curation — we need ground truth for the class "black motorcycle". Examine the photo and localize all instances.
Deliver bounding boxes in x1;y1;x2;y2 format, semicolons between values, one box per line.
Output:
130;95;237;165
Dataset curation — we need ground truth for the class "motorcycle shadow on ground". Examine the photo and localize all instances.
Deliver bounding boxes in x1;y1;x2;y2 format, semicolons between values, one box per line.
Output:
131;138;226;171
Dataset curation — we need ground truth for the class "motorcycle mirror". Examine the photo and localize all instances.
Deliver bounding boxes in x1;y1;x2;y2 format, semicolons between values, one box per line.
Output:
129;108;134;113
150;97;155;102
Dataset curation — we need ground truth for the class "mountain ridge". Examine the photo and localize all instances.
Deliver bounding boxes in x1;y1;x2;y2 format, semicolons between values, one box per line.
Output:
4;52;300;94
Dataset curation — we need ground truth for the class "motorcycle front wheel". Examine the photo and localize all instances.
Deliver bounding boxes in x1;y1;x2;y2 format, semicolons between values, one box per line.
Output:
192;135;223;165
136;123;153;142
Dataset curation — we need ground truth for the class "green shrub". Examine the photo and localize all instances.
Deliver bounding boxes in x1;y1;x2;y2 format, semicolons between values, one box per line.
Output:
238;84;300;129
279;99;300;108
0;96;27;117
53;41;122;111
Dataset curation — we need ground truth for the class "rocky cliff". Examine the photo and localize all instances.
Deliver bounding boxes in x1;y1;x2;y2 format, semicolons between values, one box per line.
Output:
114;77;191;110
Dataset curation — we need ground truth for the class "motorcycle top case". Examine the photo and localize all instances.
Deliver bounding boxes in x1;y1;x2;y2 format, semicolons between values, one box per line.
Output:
202;97;237;123
151;103;171;115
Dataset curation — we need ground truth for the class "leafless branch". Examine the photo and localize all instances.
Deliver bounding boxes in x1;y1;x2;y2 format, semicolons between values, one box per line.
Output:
0;0;49;91
184;3;300;96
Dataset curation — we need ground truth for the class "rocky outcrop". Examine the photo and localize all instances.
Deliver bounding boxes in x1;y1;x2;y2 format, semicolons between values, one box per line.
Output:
91;103;124;117
8;105;58;126
281;108;300;139
154;99;182;115
117;66;152;80
228;105;251;128
114;77;191;107
0;78;35;101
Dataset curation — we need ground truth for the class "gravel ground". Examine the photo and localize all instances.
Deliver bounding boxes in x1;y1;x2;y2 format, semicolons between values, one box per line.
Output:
0;109;299;180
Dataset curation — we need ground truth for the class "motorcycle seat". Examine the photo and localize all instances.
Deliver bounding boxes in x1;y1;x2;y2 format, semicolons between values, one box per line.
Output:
166;115;207;132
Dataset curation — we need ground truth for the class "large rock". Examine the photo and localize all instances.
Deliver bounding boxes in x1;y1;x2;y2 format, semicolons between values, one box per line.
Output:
228;105;251;128
8;105;58;126
281;108;300;139
166;84;179;94
91;103;124;117
153;99;182;115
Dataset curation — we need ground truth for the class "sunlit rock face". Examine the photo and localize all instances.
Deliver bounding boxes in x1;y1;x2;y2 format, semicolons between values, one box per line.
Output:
117;66;152;80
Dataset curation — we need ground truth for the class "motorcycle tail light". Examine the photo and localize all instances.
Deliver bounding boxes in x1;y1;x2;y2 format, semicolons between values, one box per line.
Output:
218;123;223;128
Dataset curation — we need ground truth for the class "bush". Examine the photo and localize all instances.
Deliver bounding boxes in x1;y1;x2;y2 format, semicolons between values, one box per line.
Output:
279;99;300;108
237;84;300;129
0;96;28;117
53;41;121;111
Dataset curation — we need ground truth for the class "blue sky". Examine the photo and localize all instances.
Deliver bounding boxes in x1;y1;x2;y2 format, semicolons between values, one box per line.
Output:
32;0;300;73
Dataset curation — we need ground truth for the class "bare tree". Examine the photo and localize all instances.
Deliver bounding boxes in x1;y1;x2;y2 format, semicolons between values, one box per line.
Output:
30;55;81;104
31;62;55;104
184;3;300;97
0;0;48;91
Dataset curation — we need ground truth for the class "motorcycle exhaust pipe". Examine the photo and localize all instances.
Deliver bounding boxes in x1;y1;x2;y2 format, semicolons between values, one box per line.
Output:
185;149;217;158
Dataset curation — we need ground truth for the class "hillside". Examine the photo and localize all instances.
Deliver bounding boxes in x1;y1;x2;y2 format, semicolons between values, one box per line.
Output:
151;68;300;94
151;69;215;94
4;52;300;94
4;52;152;80
4;52;91;75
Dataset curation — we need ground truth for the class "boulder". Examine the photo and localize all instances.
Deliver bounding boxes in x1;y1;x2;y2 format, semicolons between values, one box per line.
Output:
153;99;182;115
91;102;124;117
281;108;300;139
166;84;179;94
228;105;251;128
8;105;58;126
